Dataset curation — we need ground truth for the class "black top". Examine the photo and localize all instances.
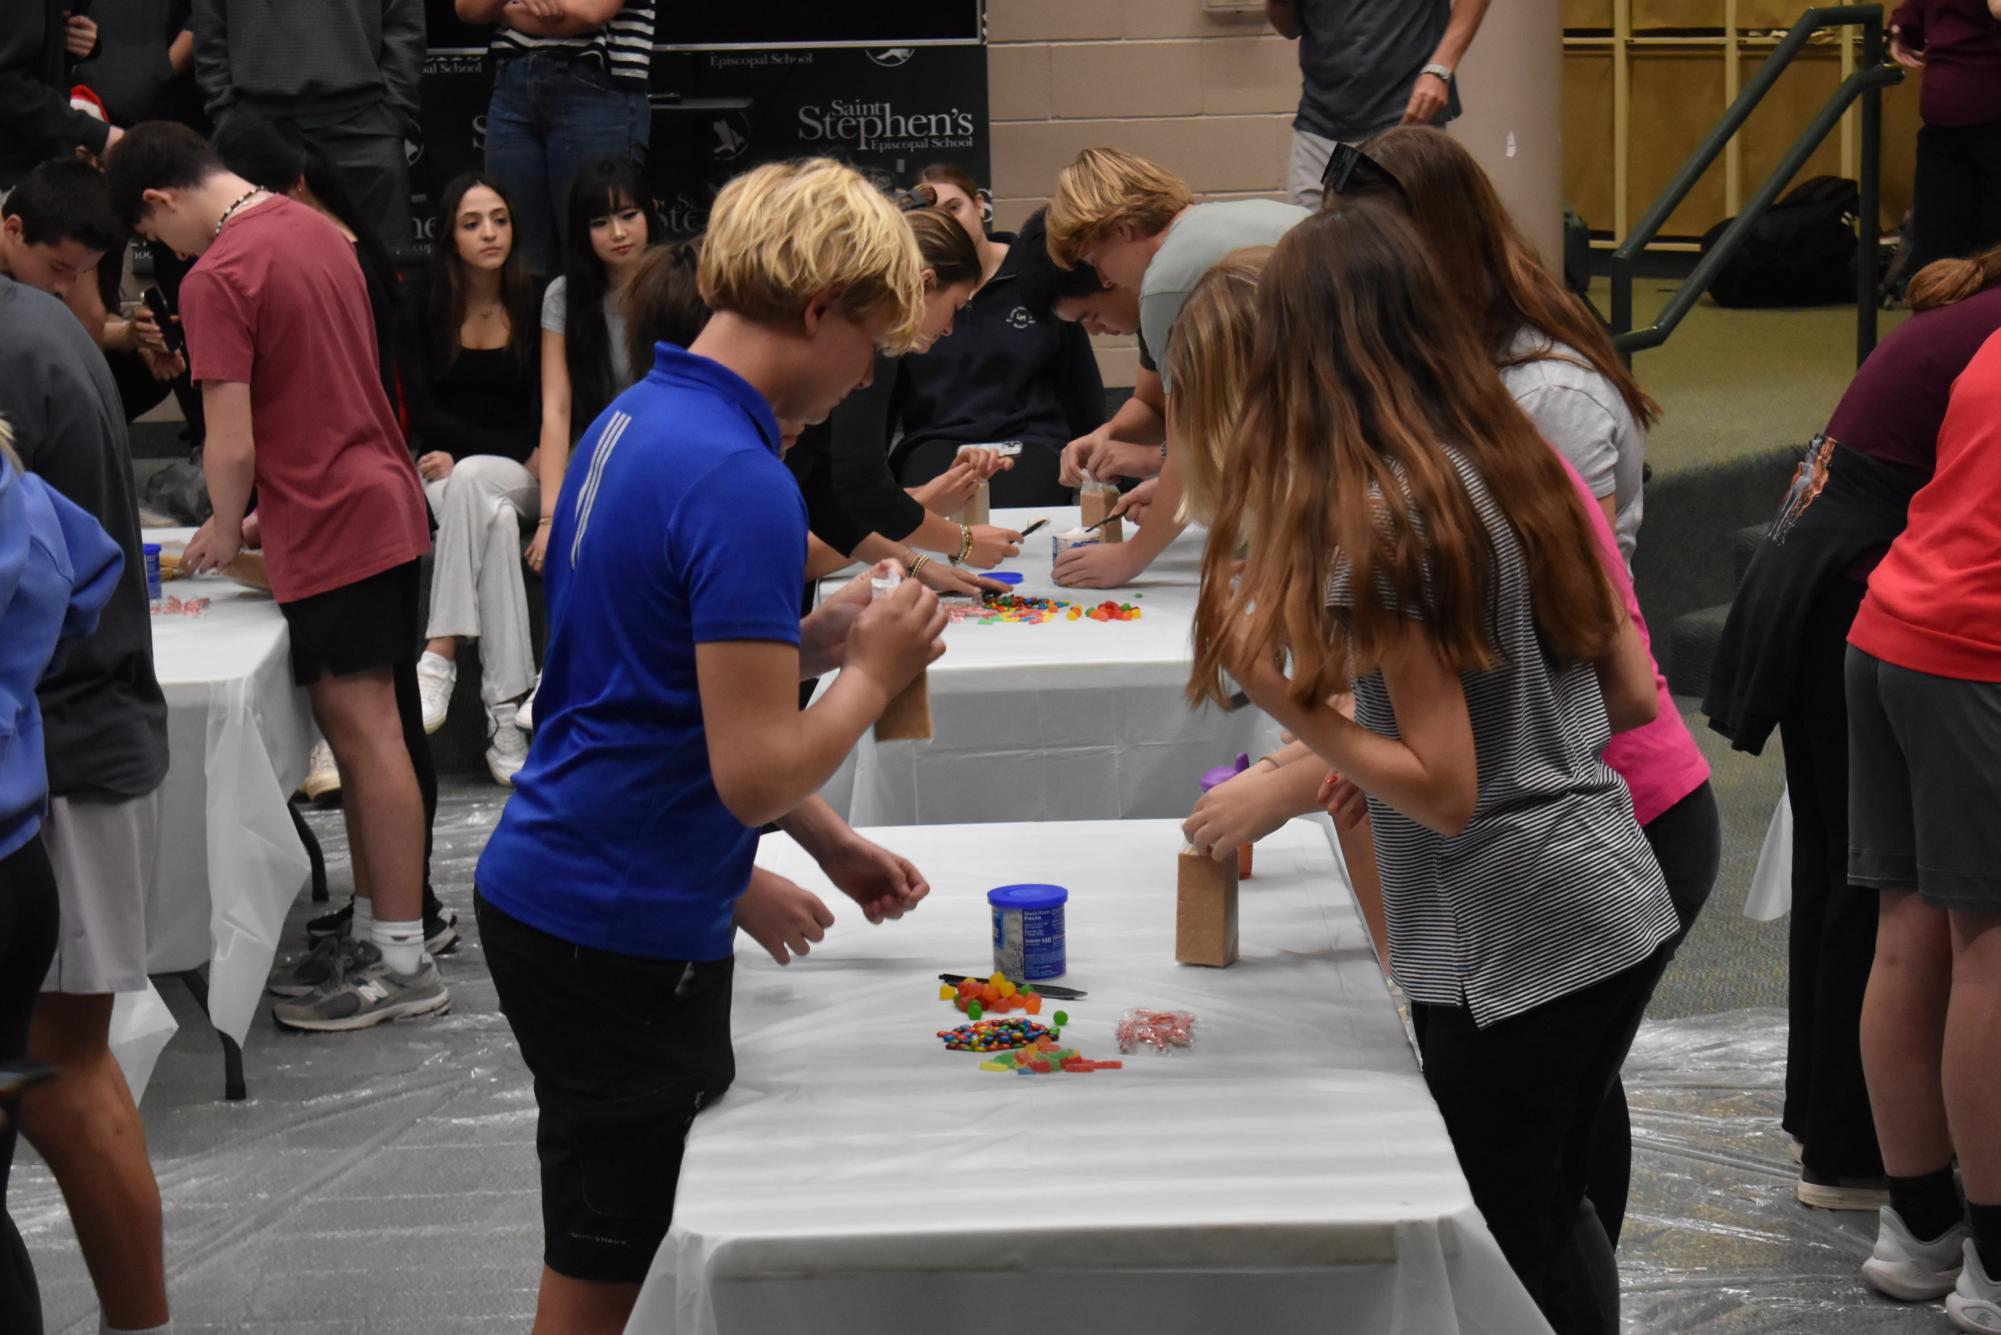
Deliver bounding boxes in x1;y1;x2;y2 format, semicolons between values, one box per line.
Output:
396;281;540;464
785;355;923;557
0;0;114;187
73;0;204;127
355;239;400;413
890;231;1105;476
0;278;169;798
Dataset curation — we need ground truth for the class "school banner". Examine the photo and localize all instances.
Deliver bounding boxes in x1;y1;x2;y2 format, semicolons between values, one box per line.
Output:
411;3;988;248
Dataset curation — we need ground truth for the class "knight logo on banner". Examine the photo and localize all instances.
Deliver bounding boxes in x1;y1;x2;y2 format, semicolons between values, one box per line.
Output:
867;47;915;67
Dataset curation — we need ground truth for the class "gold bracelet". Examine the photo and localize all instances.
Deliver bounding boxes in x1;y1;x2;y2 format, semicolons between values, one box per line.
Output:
908;553;931;577
955;524;974;564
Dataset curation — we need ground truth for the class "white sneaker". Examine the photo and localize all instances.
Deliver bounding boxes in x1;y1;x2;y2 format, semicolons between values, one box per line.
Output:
486;703;529;787
1863;1206;1970;1301
298;739;341;803
1949;1239;2001;1332
416;652;457;734
514;675;539;731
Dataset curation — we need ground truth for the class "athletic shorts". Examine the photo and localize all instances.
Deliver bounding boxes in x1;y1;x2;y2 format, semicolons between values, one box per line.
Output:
39;788;162;994
1846;645;2001;911
475;891;735;1285
278;561;422;686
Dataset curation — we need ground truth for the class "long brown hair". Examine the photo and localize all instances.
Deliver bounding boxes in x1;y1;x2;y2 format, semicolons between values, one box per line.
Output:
427;172;538;377
1906;243;2001;312
1189;201;1622;710
1357;128;1661;430
1165;247;1270;524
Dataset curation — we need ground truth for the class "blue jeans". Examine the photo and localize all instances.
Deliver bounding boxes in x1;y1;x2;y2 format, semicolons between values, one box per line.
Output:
483;54;651;275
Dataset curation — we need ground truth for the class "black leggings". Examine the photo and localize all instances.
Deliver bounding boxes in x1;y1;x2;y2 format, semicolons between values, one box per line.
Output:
391;658;444;918
1412;941;1669;1335
1585;781;1723;1245
0;836;60;1335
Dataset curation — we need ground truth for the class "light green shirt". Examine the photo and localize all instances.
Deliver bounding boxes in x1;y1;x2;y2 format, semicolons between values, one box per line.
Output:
1139;199;1309;392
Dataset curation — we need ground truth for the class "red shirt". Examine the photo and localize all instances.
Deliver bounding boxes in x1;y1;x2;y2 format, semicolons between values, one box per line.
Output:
1849;327;2001;682
181;196;429;603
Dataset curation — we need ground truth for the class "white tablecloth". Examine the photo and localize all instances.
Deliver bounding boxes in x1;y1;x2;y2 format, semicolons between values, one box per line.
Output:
626;818;1549;1335
819;507;1282;826
140;528;314;1046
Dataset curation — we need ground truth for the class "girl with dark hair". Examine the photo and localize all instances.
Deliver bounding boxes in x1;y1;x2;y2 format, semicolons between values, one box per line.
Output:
528;157;659;574
1189;199;1676;1334
884;170;1106;507
785;201;1024;579
210;111;401;407
399;173;544;784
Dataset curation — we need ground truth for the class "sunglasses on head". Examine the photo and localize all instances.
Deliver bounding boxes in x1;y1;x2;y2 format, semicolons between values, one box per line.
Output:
1321;143;1410;208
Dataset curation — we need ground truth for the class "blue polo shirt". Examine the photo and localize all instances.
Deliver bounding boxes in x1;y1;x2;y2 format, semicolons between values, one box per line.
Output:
476;344;808;960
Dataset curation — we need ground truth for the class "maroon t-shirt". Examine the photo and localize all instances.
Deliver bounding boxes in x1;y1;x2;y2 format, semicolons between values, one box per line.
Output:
1826;284;2001;476
1892;0;2001;127
181;196;430;604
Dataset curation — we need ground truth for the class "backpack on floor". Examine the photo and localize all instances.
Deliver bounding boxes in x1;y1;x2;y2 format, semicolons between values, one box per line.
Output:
1700;175;1859;308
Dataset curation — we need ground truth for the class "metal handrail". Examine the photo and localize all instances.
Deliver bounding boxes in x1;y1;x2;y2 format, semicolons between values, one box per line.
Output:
1609;6;1903;366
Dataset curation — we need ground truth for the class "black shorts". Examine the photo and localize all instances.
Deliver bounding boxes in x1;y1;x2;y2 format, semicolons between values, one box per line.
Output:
475;891;735;1286
278;560;423;686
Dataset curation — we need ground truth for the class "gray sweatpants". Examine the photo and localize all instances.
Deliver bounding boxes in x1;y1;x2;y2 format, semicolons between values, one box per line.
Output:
424;456;539;707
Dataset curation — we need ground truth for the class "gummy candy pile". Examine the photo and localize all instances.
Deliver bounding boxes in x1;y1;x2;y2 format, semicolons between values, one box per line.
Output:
939;972;1048;1018
970;592;1070;625
978;1037;1121;1075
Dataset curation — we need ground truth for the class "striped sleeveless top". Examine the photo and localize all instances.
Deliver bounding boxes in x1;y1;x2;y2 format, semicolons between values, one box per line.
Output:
490;0;655;89
1328;445;1677;1028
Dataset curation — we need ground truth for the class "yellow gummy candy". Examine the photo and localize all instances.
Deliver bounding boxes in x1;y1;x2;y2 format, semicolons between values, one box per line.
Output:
939;984;954;1000
998;980;1016;998
989;971;1005;987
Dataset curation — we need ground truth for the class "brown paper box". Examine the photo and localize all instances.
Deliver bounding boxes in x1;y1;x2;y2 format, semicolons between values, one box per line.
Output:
875;669;933;741
1080;486;1124;544
1176;847;1239;967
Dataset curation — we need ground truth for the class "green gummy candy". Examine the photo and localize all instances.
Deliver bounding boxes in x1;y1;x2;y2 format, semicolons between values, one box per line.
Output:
1053;1010;1069;1027
967;1002;983;1020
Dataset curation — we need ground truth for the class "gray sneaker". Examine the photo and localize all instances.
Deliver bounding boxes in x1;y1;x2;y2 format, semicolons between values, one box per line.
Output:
271;942;450;1032
267;931;359;998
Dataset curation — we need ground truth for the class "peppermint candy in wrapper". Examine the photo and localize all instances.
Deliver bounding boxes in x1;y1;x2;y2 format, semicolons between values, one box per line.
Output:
1115;1008;1198;1055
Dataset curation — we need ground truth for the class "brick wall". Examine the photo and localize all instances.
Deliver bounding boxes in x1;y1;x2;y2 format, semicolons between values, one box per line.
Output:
987;0;1301;387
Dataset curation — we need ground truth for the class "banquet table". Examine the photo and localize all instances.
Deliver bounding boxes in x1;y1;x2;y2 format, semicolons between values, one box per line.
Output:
625;818;1550;1335
138;529;318;1098
817;506;1281;826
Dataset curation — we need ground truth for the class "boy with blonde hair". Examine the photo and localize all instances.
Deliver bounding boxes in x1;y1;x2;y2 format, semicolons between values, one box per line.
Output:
474;157;948;1333
1044;147;1304;590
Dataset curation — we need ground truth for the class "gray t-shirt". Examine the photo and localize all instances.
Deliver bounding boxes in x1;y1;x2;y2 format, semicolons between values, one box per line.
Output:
1292;0;1458;143
1497;328;1646;568
1140;199;1308;392
0;277;168;799
541;275;633;389
1327;445;1677;1028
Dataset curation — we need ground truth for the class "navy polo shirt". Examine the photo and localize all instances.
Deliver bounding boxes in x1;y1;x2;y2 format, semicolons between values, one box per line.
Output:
477;344;808;960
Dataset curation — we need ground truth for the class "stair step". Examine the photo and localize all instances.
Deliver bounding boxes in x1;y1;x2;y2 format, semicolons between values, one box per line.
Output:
1667;602;1733;699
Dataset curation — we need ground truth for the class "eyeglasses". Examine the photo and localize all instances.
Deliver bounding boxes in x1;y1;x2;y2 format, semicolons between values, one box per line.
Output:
1321;142;1410;209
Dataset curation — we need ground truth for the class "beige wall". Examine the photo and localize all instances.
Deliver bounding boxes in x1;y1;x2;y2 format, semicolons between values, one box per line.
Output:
988;0;1298;387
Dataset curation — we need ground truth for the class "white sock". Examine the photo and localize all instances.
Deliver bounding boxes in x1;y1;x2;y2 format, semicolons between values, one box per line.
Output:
351;896;374;943
373;918;425;975
103;1322;174;1335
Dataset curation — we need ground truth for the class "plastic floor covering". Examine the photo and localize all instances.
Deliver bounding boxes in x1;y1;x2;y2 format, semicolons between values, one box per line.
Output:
10;782;1958;1334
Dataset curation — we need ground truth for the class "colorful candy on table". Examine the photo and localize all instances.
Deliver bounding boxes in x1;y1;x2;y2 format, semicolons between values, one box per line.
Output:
1116;1009;1199;1055
979;1039;1122;1076
937;1016;1058;1052
939;972;1049;1017
938;590;1144;625
150;594;211;618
